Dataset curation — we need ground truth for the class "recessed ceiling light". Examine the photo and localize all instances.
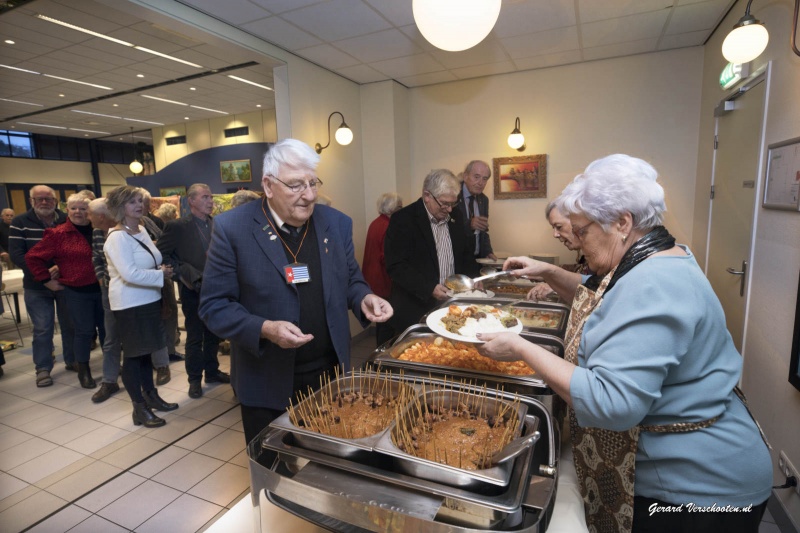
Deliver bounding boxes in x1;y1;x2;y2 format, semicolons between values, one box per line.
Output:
256;104;262;108
123;117;164;125
137;74;144;78
141;94;187;106
0;64;41;75
112;103;119;107
0;97;43;107
227;75;273;91
72;110;121;119
133;46;202;68
17;121;67;129
70;127;110;134
184;117;190;120
43;74;112;90
190;87;196;91
4;40;15;45
59;94;65;97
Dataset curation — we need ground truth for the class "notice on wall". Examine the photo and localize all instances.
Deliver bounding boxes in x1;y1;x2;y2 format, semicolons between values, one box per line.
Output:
763;136;800;210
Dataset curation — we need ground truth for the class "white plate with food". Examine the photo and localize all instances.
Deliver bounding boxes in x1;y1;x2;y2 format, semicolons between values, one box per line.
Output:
426;304;523;343
445;289;495;299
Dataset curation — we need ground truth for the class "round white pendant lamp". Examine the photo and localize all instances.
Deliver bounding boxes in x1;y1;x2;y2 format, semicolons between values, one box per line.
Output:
722;20;769;63
413;0;501;52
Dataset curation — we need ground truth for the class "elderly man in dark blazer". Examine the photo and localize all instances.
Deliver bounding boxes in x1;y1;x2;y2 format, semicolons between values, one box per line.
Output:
385;169;480;336
158;183;228;399
199;139;393;446
455;160;497;260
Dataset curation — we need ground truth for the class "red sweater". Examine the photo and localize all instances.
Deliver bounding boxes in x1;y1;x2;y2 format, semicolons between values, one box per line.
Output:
26;220;98;287
362;214;392;298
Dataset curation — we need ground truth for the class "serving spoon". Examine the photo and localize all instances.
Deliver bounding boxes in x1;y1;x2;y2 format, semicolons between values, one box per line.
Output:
444;270;514;292
491;431;541;464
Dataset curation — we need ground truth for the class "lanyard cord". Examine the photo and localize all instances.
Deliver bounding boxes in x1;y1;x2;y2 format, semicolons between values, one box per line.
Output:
261;198;309;263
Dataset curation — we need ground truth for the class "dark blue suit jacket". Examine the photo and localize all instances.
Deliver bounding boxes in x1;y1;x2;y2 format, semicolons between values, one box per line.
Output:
198;201;372;409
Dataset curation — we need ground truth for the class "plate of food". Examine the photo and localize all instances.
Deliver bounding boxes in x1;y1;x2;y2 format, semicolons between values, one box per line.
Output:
426;304;523;343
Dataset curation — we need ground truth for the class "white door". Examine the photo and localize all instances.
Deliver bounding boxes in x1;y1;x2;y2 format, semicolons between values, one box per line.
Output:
706;78;766;352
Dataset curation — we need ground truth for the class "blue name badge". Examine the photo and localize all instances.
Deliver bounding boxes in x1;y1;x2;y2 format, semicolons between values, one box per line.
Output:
284;263;310;284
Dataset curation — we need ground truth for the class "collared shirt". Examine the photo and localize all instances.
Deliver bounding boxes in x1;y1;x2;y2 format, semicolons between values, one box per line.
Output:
423;202;454;284
267;202;306;235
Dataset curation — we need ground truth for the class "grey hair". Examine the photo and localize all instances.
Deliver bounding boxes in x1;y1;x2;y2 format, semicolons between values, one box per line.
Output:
423;169;459;197
262;139;319;179
29;185;56;199
140;189;151;201
87;198;109;216
154;203;178;220
1;208;14;215
544;200;560;219
377;192;402;216
187;183;210;199
75;190;96;201
230;189;260;208
464;160;491;179
559;154;665;231
66;193;91;206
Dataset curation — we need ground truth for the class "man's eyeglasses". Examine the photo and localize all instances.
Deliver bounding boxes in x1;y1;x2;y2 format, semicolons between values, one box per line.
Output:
426;191;458;209
31;197;56;204
571;221;596;240
270;175;323;194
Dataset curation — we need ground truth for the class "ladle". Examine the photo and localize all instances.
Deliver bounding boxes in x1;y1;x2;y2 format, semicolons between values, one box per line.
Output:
491;431;541;464
444;270;514;292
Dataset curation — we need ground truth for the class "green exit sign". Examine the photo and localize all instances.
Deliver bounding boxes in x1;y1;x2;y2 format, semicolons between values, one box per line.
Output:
720;62;749;90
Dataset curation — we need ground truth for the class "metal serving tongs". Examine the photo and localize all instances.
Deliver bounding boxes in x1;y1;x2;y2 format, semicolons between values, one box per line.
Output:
444;270;514;292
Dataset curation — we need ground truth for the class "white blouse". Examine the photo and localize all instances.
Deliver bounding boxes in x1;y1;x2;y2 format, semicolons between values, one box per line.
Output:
104;228;164;311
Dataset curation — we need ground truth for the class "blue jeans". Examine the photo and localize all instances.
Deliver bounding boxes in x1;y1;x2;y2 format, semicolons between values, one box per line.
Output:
25;288;75;372
181;285;220;382
63;287;104;364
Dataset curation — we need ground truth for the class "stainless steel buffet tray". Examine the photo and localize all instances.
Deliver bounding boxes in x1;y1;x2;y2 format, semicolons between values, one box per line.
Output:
432;297;570;337
249;377;559;532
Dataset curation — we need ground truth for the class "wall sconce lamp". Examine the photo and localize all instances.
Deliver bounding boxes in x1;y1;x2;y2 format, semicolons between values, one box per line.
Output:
413;0;501;52
507;117;525;152
722;0;769;63
315;111;353;154
128;127;143;175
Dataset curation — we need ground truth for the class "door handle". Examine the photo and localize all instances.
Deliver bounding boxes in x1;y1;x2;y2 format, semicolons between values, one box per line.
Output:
725;260;747;296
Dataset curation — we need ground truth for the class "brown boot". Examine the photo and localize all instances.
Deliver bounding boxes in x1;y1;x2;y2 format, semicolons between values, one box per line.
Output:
155;366;171;386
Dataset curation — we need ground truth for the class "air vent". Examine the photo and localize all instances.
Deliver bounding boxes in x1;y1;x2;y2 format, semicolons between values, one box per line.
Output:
224;126;249;138
166;135;186;145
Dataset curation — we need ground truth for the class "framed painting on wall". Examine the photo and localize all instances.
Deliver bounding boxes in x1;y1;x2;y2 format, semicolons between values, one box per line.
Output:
492;154;547;200
220;159;252;183
158;186;186;197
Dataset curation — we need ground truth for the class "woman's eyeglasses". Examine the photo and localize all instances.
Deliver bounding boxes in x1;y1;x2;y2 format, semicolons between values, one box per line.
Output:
571;221;595;240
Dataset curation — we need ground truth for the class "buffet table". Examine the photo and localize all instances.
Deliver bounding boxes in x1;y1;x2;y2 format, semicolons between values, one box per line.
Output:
1;269;23;323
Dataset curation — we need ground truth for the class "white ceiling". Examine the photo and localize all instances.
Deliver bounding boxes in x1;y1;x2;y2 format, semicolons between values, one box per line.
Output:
0;0;736;141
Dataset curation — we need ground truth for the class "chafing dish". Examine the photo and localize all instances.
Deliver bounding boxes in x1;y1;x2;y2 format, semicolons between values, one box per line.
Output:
432;297;569;337
250;373;559;532
269;373;417;460
375;388;538;488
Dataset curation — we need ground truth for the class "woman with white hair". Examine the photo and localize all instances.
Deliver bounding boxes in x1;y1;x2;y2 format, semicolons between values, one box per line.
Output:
362;192;403;344
26;193;104;389
479;154;771;533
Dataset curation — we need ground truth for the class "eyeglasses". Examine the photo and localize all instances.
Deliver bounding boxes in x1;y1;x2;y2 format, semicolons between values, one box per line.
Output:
270;175;323;194
426;191;458;209
31;196;56;204
571;221;596;240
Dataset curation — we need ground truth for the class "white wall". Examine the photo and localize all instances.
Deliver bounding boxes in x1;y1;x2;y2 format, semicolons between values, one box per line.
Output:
0;158;128;190
693;0;800;527
403;48;704;264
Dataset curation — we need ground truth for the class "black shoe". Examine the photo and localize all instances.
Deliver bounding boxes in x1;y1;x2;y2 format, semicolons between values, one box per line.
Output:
143;388;179;411
77;363;97;389
155;366;171;386
0;366;4;378
132;401;165;428
205;371;230;384
65;362;79;372
168;352;185;362
188;381;203;398
91;382;120;403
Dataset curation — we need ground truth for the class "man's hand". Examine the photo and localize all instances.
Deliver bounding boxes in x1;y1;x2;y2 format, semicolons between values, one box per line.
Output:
361;294;393;323
44;279;64;291
527;283;555;301
48;265;60;280
470;215;489;232
432;283;451;301
260;320;313;349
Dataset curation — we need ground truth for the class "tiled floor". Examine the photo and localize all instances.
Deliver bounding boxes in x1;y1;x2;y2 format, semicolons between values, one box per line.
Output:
0;301;379;533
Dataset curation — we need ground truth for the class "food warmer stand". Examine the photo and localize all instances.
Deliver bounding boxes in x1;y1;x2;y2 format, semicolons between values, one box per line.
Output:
247;296;572;532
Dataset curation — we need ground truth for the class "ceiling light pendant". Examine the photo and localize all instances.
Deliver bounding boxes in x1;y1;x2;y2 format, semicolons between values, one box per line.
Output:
413;0;501;52
721;0;769;63
507;117;525;151
315;111;353;154
128;127;143;175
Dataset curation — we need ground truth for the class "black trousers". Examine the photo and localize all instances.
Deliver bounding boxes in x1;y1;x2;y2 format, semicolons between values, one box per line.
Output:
632;495;768;533
180;286;220;383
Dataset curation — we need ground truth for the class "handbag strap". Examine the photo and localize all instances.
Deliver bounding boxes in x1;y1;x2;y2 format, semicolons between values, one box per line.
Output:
122;230;159;269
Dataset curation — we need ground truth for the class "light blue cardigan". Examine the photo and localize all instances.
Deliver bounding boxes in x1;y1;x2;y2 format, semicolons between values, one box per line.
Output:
570;248;772;507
